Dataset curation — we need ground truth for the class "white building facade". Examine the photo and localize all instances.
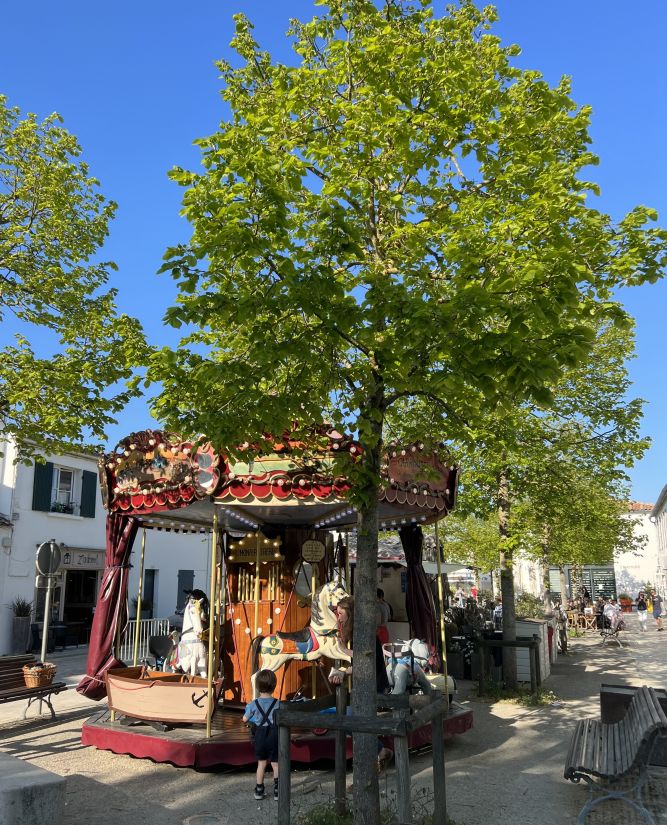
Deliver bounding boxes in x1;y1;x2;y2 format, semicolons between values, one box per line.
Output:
0;438;210;656
614;502;659;597
650;488;667;597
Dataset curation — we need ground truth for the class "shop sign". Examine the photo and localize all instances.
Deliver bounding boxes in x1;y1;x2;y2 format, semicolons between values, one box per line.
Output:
61;549;105;570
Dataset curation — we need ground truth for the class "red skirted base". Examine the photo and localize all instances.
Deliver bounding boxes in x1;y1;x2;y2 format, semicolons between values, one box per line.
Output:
81;703;473;769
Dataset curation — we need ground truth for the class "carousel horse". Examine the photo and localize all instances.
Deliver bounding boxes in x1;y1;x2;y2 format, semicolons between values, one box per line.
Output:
173;593;209;677
250;579;351;698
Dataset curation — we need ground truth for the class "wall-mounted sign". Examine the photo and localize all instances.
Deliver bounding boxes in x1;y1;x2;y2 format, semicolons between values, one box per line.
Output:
301;539;325;563
60;548;105;571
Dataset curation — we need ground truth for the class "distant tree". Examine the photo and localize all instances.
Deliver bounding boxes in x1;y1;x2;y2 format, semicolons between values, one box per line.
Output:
152;3;665;819
0;96;146;458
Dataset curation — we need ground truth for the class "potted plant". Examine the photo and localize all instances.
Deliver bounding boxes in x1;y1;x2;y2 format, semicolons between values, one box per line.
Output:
9;596;32;654
618;593;633;613
50;501;74;514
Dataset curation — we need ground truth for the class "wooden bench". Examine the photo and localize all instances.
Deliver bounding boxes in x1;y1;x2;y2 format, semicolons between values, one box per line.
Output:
564;685;667;824
0;654;67;720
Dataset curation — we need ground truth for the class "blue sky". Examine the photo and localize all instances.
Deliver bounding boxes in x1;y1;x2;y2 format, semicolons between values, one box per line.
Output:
2;1;665;502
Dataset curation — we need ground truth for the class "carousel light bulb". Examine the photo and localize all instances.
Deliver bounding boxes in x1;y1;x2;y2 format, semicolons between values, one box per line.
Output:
257;627;262;634
275;608;281;614
107;462;114;469
267;619;272;625
235;618;241;625
274;552;281;558
141;488;148;495
418;442;424;449
245;627;251;634
124;450;130;457
401;449;406;456
130;444;136;451
411;445;417;452
148;438;155;446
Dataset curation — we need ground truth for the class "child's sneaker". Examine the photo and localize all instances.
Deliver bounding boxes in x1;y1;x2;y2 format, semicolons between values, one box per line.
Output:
254;784;266;800
273;779;279;800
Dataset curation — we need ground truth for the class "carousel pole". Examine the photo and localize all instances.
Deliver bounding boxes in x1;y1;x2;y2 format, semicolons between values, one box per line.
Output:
216;531;226;677
253;531;261;639
206;510;219;739
311;562;319;698
132;529;147;667
434;519;449;707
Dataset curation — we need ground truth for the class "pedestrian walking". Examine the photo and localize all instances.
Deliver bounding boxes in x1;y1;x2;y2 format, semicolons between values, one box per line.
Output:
636;591;648;632
650;590;663;631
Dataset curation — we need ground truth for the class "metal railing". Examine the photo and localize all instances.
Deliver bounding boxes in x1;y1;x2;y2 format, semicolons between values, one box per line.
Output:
118;617;170;664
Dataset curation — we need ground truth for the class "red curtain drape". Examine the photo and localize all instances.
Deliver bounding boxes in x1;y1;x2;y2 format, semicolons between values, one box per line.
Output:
77;513;138;699
399;524;438;654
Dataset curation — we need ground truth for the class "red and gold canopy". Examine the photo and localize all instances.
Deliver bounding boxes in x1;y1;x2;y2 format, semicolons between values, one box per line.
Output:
99;429;458;531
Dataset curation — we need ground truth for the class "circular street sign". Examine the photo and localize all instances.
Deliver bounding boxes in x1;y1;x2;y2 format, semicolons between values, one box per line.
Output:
301;539;325;563
36;540;62;576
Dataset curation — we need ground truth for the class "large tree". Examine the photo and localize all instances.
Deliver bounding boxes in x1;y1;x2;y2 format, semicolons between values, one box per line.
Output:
152;2;665;821
0;96;146;459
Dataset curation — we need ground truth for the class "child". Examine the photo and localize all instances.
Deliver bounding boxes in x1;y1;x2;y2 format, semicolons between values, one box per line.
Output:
243;669;280;800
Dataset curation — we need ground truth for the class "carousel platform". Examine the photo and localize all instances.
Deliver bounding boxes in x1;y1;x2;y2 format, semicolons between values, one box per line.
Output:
81;702;473;769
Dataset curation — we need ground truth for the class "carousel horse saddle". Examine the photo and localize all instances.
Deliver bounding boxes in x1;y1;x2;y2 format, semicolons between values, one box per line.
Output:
277;627;312;644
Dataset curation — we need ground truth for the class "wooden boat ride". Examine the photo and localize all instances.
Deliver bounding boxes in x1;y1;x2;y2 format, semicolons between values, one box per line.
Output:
105;666;223;725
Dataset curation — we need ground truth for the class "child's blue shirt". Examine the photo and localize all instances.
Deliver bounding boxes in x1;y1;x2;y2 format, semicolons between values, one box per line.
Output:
243;696;279;725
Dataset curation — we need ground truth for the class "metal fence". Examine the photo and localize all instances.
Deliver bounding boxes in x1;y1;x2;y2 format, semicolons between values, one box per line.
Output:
118;617;170;664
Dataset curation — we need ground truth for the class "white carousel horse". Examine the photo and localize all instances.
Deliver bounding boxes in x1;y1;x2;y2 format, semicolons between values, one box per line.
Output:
250;579;351;698
174;594;208;677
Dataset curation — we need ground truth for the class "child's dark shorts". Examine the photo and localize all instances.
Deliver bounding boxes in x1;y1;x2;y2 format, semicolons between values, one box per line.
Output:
254;725;278;761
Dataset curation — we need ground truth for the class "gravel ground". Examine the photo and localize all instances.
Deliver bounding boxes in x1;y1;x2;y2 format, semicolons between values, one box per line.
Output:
2;615;667;825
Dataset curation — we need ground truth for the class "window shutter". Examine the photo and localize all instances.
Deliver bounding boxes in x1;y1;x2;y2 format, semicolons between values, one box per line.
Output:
32;462;54;511
80;470;97;518
177;570;194;610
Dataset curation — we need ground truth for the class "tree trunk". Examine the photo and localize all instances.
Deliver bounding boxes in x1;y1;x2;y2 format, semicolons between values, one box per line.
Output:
351;406;384;825
497;466;517;689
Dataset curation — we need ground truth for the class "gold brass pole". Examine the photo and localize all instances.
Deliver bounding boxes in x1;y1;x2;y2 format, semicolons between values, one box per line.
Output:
434;519;449;708
206;511;219;738
132;529;147;667
311;563;318;698
253;532;261;638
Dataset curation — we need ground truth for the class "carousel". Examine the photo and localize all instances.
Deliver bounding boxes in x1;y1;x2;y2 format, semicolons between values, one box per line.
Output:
78;428;473;768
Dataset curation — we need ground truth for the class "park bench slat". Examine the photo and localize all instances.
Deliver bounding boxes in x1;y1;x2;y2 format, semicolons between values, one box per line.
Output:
564;685;667;823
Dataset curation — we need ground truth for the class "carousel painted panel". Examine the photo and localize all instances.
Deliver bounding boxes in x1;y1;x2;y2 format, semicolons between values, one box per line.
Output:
106;667;223;724
223;527;343;704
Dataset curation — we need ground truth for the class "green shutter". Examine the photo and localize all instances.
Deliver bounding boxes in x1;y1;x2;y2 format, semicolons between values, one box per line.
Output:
32;462;54;511
80;470;97;518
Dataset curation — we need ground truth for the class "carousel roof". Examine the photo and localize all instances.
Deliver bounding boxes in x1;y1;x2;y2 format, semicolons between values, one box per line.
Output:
99;428;458;532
